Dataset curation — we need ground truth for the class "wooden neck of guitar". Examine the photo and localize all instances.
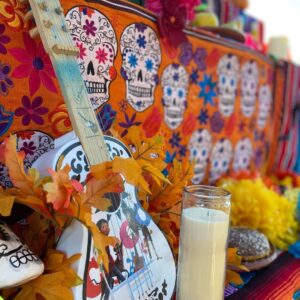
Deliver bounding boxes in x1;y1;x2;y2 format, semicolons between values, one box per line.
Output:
50;53;110;165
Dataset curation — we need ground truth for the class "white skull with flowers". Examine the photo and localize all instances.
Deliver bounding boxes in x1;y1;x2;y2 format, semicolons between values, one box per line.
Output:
120;23;161;112
233;138;253;171
217;54;239;117
257;84;272;129
161;64;189;129
210;139;233;182
188;129;212;184
66;6;118;109
241;60;259;117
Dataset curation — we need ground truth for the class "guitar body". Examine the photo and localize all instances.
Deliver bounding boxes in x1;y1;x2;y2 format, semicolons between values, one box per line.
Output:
33;132;176;300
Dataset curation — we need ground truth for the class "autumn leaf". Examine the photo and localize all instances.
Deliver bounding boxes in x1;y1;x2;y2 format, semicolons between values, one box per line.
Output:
225;269;243;287
43;166;83;211
6;249;82;300
4;135;43;196
0;187;15;216
148;159;194;212
111;157;151;193
123;126;166;171
13;272;73;300
225;248;248;286
44;249;82;288
82;174;124;211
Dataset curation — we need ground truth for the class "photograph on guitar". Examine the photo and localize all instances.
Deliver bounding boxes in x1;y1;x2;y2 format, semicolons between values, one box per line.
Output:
1;0;300;299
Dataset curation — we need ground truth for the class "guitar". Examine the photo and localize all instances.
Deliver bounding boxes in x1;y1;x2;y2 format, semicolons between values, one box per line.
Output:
23;0;176;299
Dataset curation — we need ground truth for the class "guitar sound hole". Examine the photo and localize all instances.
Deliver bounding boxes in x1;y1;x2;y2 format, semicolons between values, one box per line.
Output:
97;192;121;213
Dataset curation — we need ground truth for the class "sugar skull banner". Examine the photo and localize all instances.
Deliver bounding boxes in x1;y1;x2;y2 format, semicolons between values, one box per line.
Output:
0;0;275;185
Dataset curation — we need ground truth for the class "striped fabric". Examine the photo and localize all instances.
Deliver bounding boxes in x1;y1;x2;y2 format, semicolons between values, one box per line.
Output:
227;253;300;300
220;0;240;24
276;62;300;174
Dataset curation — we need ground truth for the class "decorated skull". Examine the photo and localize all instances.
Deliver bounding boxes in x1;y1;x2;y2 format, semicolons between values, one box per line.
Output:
233;138;253;171
210;139;233;182
241;60;259;117
120;23;161;112
188;129;212;184
161;64;189;129
217;54;239;117
66;6;118;109
0;222;44;288
0;131;54;188
257;84;272;129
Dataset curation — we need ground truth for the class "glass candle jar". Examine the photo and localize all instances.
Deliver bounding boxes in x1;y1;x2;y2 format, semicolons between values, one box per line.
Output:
176;185;231;300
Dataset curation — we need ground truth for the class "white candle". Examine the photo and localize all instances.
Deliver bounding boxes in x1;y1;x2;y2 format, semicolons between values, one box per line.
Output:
177;207;229;300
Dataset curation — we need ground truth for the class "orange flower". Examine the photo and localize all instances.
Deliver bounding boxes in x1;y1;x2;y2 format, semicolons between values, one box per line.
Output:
0;0;26;31
49;103;72;136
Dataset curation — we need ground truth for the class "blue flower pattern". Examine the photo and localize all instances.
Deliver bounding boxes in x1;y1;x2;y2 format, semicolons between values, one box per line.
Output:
137;35;147;48
198;74;217;106
190;68;198;84
128;54;138;68
145;59;154;72
198;109;209;125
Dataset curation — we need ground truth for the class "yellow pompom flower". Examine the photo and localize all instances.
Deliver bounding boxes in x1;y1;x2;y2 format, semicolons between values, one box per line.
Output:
218;179;299;250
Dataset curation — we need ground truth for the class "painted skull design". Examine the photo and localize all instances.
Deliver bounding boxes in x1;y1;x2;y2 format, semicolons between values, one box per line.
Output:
0;222;44;289
188;129;212;184
66;6;118;109
233;138;253;171
0;131;54;188
241;60;259;117
120;23;162;112
257;84;272;129
217;54;239;117
161;64;189;129
210;139;233;182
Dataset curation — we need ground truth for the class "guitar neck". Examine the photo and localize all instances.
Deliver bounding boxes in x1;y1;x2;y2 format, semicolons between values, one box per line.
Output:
51;53;110;165
26;0;109;165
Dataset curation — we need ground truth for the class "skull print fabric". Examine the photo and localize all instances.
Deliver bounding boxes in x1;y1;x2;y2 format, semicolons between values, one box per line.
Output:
120;23;162;112
66;6;118;109
0;0;276;191
241;60;259;117
210;139;233;182
217;54;239;117
188;129;212;184
162;64;189;129
257;85;272;129
233;138;253;171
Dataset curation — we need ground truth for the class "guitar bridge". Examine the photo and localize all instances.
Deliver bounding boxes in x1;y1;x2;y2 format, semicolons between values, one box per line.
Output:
52;44;79;56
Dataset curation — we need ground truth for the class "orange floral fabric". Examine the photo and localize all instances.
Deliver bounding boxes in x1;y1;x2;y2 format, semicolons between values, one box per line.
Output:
0;0;277;186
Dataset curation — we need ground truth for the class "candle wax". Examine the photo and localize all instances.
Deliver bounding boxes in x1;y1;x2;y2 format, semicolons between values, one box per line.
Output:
177;207;229;300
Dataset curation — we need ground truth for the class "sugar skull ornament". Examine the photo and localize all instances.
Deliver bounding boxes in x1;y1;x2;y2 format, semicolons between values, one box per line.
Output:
161;64;189;129
120;23;162;112
0;222;44;289
66;6;118;110
217;54;240;117
233;137;253;171
188;129;212;184
257;84;272;129
210;139;233;182
241;60;259;117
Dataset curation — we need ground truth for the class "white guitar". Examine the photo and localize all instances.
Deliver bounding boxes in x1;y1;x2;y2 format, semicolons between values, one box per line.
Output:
23;0;176;299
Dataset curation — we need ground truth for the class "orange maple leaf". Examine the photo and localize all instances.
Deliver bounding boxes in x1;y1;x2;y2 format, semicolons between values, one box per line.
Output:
82;174;124;211
225;248;248;286
3;249;82;300
43;166;83;211
122;126;167;171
